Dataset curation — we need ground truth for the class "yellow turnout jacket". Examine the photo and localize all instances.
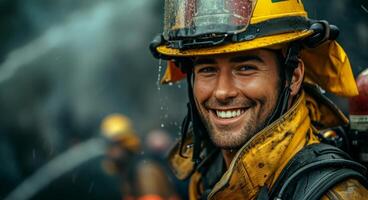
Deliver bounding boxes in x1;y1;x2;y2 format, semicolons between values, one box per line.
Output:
168;88;368;200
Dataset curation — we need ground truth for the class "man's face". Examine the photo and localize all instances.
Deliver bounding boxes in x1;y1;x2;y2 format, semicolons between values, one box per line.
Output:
193;49;281;150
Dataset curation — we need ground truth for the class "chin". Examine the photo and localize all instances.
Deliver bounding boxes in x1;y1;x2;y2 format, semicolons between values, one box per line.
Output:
209;128;251;150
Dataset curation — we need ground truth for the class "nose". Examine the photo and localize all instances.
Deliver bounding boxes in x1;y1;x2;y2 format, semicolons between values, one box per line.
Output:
214;71;238;102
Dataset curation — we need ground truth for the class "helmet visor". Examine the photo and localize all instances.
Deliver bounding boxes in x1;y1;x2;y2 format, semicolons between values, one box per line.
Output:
163;0;256;40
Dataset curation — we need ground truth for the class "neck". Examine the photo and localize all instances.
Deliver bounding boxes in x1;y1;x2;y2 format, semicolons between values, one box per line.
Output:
222;149;238;168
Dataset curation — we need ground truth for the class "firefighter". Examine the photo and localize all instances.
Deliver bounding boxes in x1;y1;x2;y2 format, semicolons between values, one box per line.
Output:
150;0;368;199
101;114;179;200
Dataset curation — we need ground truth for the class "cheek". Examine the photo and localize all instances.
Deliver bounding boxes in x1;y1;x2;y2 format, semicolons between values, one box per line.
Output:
193;78;214;103
236;75;279;103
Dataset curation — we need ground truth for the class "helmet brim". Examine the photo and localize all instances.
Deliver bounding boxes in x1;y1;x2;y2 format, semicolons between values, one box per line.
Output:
157;30;313;57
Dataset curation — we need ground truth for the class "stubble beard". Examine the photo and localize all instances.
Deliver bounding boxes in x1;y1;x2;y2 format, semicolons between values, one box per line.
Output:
194;93;278;150
200;108;271;150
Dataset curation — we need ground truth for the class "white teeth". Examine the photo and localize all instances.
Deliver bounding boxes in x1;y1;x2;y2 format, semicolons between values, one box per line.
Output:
216;109;243;119
225;111;231;118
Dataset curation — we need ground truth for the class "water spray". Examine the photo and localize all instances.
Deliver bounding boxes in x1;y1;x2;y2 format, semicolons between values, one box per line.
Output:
4;137;106;200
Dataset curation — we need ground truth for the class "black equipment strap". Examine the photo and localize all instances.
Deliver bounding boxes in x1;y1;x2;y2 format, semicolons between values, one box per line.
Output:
266;143;368;200
299;168;367;200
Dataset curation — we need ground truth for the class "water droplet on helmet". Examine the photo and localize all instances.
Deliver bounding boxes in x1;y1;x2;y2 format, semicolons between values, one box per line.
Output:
244;35;255;40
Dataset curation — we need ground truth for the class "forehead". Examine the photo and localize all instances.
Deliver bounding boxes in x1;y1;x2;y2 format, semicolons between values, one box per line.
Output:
192;49;279;64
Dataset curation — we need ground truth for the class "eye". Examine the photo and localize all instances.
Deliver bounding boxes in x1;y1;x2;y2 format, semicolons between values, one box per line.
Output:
196;66;217;74
237;65;256;71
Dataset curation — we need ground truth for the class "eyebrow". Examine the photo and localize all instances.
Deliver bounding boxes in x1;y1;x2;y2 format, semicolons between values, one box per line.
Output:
229;55;264;63
193;58;216;66
193;55;264;66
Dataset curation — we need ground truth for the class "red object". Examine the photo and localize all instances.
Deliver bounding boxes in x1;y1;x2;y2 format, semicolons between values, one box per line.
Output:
137;195;164;200
349;68;368;131
349;68;368;115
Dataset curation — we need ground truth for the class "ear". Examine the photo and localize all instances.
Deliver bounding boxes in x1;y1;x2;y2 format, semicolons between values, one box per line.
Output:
289;59;304;96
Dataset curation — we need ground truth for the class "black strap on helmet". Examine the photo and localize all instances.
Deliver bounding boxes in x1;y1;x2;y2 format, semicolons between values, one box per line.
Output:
178;102;191;159
303;20;340;48
186;70;206;165
149;34;164;59
175;59;209;166
265;42;301;126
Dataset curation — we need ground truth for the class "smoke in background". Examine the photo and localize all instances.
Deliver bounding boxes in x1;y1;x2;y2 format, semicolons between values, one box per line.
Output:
0;0;186;198
304;0;368;74
0;0;366;199
304;0;368;111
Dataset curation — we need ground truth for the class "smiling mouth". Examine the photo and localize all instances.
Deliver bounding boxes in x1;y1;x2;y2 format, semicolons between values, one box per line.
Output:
212;108;246;119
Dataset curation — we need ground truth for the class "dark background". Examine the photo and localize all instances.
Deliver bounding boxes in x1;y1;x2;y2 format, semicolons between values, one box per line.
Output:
0;0;366;199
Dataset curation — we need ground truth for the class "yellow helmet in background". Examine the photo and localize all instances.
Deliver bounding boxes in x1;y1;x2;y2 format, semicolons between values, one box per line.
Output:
150;0;358;97
101;114;140;153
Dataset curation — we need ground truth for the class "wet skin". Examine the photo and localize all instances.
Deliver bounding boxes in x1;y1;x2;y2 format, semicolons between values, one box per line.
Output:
192;49;291;151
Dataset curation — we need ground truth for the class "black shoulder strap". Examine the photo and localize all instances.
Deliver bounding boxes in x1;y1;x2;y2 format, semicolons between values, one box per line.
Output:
267;143;368;200
296;168;366;200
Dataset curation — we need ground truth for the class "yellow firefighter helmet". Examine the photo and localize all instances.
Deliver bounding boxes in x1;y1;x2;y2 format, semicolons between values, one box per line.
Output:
101;114;140;153
151;0;358;97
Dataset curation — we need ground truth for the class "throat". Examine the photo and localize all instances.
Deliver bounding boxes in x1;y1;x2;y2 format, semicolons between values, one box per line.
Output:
222;149;238;168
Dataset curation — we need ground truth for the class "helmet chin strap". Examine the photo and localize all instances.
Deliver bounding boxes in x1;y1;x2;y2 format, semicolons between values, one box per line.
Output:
266;42;301;126
177;60;208;166
186;70;207;165
266;86;291;126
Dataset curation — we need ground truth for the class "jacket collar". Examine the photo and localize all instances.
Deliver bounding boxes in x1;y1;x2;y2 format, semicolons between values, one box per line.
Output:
208;91;319;199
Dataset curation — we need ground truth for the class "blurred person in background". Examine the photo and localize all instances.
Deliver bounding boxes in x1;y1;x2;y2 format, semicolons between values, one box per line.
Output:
144;129;189;200
145;129;174;161
150;0;368;199
101;114;180;200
